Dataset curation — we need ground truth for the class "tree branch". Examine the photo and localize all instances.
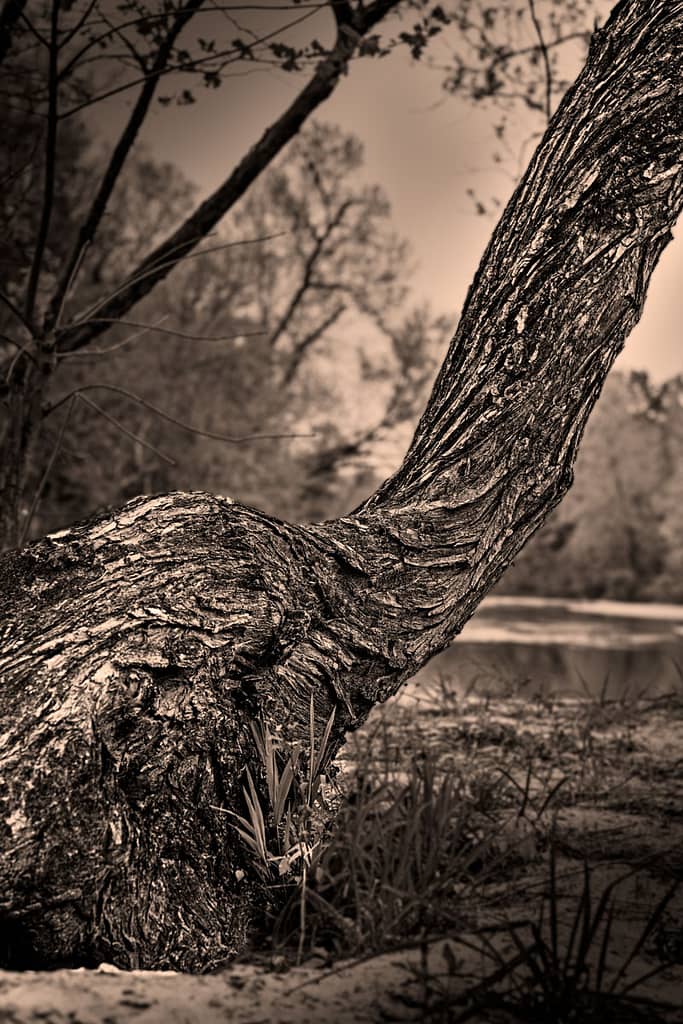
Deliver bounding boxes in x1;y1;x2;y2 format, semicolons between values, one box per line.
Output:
58;0;97;51
62;232;283;333
54;0;401;355
281;302;346;386
45;0;207;333
58;318;262;352
57;5;321;115
268;198;355;349
77;392;176;465
528;0;553;122
0;288;33;334
16;7;48;48
45;383;314;444
56;315;170;360
56;4;328;88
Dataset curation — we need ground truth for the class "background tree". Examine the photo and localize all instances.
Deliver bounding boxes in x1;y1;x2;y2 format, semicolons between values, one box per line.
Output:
0;0;680;972
28;120;423;534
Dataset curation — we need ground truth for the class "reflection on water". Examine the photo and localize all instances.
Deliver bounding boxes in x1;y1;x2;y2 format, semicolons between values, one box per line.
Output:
411;597;683;699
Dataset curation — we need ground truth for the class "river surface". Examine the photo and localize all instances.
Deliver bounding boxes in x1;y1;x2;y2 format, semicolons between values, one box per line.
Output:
407;596;683;700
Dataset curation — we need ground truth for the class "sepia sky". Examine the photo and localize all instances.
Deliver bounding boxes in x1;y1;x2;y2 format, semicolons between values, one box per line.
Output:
108;2;682;383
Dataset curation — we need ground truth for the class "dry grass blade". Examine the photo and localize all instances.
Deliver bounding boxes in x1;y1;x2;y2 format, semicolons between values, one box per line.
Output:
610;879;680;995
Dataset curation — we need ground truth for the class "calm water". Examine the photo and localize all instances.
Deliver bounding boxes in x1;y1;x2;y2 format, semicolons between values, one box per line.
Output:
409;597;683;700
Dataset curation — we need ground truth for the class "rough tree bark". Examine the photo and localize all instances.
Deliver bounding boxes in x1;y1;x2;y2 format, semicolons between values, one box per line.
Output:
1;0;681;972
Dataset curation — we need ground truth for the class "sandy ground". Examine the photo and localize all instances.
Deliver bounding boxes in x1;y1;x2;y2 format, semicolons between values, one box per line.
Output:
0;955;427;1023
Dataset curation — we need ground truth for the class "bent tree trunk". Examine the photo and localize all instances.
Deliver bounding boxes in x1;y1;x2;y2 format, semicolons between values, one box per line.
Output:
1;0;681;971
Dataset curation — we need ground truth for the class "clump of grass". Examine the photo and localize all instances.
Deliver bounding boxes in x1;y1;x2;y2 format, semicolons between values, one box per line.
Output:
225;699;336;882
389;844;680;1023
274;750;506;958
255;711;546;963
213;698;337;962
225;702;516;963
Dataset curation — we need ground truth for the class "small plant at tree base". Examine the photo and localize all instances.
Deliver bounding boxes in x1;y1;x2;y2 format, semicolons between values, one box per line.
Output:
267;740;515;961
213;699;336;962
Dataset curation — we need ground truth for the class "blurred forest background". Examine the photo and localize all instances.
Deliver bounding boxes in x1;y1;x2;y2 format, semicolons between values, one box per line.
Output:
1;0;681;602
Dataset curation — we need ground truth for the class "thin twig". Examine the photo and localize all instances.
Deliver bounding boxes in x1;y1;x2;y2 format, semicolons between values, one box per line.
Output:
75;318;264;344
18;394;74;548
528;0;552;122
57;4;325;85
281;303;346;387
58;0;96;50
0;332;25;350
57;315;170;359
57;0;96;49
269;199;355;350
77;393;176;465
58;5;320;118
46;383;315;443
54;239;88;330
61;233;285;338
17;7;49;48
4;337;38;382
0;288;33;333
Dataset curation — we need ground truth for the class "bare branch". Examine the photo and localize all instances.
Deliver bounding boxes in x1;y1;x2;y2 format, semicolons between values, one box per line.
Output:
0;331;25;351
53;240;89;330
528;0;553;122
57;315;170;360
58;0;97;50
45;0;207;333
268;198;355;349
0;288;33;334
54;0;401;355
17;7;49;48
94;3;148;73
45;384;315;443
77;393;176;465
65;318;264;345
60;232;284;336
281;302;346;387
4;337;39;382
57;3;327;82
58;5;321;117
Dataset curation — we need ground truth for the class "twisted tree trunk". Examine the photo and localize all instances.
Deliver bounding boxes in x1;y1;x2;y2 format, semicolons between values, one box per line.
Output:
1;0;681;971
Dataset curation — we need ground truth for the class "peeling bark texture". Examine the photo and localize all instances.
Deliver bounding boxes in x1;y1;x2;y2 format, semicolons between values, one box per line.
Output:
1;0;682;972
